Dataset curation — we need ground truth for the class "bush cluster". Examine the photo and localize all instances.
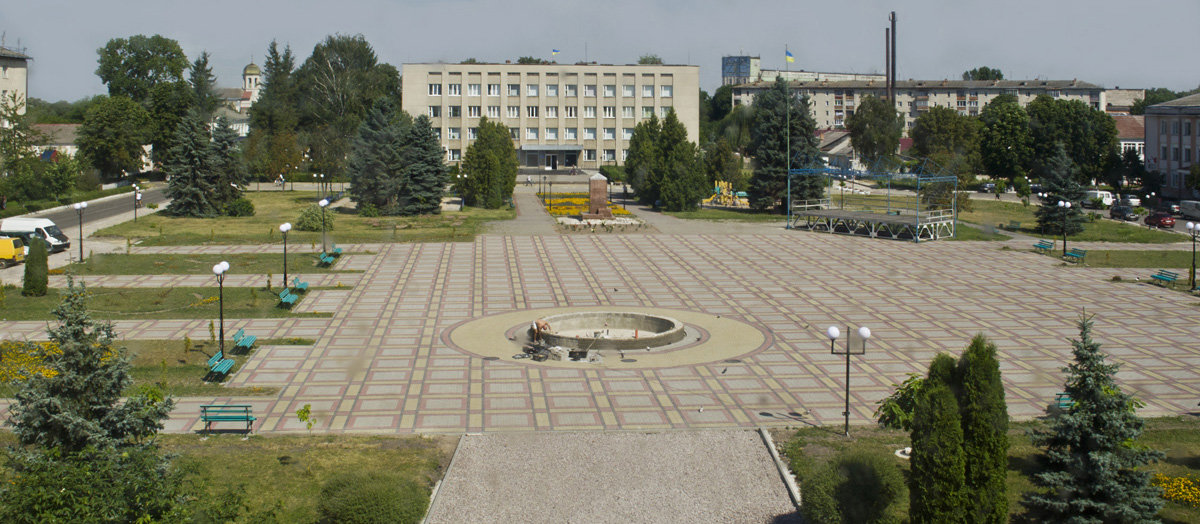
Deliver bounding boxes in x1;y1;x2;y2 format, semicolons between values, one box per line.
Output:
801;451;906;524
317;471;428;524
224;197;255;217
296;204;333;232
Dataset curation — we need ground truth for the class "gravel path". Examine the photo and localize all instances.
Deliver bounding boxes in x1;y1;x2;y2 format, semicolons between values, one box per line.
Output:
425;430;799;524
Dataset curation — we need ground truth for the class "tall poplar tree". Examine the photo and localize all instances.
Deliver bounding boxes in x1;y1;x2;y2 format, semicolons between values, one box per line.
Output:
748;77;822;211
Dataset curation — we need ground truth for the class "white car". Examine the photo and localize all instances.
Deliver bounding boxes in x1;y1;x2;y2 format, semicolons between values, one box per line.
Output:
1119;195;1141;207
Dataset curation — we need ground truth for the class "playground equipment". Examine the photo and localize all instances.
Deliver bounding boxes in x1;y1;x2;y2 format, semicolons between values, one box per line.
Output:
700;181;750;208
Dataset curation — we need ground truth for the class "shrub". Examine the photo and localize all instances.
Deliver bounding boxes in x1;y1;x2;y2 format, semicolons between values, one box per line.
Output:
225;197;255;217
317;471;428;524
296;204;333;232
22;238;48;296
24;203;42;212
358;202;380;217
801;451;906;524
147;202;158;210
599;164;626;183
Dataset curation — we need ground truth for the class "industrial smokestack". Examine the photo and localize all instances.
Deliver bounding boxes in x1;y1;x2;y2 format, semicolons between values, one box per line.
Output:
885;27;891;101
889;11;897;102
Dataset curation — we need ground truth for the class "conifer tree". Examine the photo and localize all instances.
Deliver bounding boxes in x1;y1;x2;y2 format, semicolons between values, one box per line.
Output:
955;335;1009;523
164;115;218;217
188;50;219;119
1035;142;1087;236
460;117;516;209
246;40;301;180
399;115;449;215
626;115;662;204
657;109;706;211
209;117;247;212
909;382;966;523
347;100;403;212
748;77;823;211
1023;315;1163;522
21;237;48;297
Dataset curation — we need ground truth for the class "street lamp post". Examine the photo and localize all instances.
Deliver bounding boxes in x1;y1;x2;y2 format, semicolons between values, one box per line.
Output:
1188;222;1198;289
279;222;292;288
786;172;792;230
72;201;87;262
318;199;329;253
548;178;553;213
1057;200;1072;257
827;325;870;437
212;261;229;358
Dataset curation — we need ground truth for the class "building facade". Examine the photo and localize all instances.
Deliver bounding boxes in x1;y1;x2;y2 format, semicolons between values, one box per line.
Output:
401;62;699;169
732;79;1107;131
1113;114;1145;162
0;46;31;124
1144;93;1200;200
721;56;883;87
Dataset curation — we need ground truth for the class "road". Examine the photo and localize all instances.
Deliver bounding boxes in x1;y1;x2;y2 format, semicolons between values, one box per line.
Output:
29;186;168;235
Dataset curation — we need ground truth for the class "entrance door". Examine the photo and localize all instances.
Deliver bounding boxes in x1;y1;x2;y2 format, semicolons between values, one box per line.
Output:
547;155;558;170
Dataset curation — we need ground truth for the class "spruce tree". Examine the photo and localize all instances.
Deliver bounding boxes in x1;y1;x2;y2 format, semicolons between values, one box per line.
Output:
909;382;966;523
626;115;662;205
21;237;48;297
164;115;218;217
1034;142;1087;236
209;117;247;212
955;335;1009;523
188;50;220;119
748;77;823;211
1023;315;1163;522
347;100;402;212
399;115;449;215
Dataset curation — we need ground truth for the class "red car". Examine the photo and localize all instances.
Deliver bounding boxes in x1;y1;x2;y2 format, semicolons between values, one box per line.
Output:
1145;211;1176;228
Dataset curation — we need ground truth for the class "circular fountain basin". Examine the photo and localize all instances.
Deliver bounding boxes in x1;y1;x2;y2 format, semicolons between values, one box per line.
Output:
537;311;687;350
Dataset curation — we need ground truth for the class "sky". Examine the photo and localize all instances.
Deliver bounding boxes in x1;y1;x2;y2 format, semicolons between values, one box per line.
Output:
3;0;1198;102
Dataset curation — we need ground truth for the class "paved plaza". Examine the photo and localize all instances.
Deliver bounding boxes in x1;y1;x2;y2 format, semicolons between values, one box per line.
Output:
4;196;1199;435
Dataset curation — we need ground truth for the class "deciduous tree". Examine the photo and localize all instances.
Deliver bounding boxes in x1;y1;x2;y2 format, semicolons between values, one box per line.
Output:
962;66;1004;81
95;35;188;103
1026;95;1118;183
912;105;982;176
845;95;902;167
77;95;151;180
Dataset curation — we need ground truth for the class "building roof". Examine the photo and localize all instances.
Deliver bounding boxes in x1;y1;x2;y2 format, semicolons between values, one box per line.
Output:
1112;115;1144;141
0;46;31;60
215;87;243;100
736;78;1104;90
32;124;79;146
1150;92;1200;108
214;106;249;124
243;62;260;76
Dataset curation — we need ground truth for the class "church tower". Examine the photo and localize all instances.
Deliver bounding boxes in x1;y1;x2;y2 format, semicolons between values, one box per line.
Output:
242;62;262;105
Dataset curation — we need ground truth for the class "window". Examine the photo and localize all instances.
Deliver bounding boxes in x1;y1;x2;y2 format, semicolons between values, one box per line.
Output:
546;84;558;97
643;85;654;97
584;127;597;139
584;84;597;97
432;128;441;139
584;106;597;118
623;85;635;97
468;106;481;117
566;106;577;118
1173;147;1180;161
603;149;616;161
1161;121;1168;134
622;128;634;140
1186;148;1193;163
603;106;616;118
643;107;654;118
428;84;441;95
545;106;558;118
507;84;520;96
660;107;670;118
546;127;558;140
447;84;461;96
509;127;519;140
622;149;629;161
527;127;539;140
468;83;480;96
468;127;478;140
448;106;461;117
565;84;578;97
527;84;539;96
488;84;501;96
527;106;539;117
622;106;634;118
1172;121;1180;135
1162;145;1169;159
488;106;501;118
428;106;441;117
448;149;461;161
448;127;460;139
1186;122;1193;136
507;106;520;118
565;127;578;140
660;85;673;97
603;128;615;140
584;149;597;161
603;85;616;97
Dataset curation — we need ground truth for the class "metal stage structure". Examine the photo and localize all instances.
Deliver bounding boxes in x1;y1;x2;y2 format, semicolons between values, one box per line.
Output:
786;159;958;242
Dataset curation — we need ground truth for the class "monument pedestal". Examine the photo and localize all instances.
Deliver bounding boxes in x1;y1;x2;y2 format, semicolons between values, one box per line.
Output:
581;173;614;220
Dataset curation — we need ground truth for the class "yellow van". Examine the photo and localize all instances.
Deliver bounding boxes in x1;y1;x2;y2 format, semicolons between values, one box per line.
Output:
0;236;24;268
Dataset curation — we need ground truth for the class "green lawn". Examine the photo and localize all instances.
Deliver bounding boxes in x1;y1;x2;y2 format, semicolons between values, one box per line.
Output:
948;225;1011;241
961;200;1183;244
1075;250;1198;269
61;252;357;276
664;207;787;222
780;416;1200;523
93;191;514;246
0;286;333;321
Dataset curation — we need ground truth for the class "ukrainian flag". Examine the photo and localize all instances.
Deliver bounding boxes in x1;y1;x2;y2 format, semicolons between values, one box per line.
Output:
552;49;560;56
785;50;794;63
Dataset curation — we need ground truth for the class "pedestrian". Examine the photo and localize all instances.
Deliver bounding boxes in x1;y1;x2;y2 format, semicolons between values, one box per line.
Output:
0;194;6;210
526;175;532;187
136;191;143;208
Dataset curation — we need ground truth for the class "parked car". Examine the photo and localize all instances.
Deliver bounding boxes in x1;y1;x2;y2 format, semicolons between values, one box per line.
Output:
979;183;996;193
1084;190;1114;208
0;236;24;268
0;217;69;254
1145;211;1176;229
1118;194;1141;207
1182;200;1200;220
1160;202;1182;215
1029;183;1043;194
1110;205;1140;222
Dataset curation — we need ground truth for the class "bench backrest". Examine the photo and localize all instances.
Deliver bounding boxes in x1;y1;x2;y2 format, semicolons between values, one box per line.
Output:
201;404;253;416
1069;248;1086;254
1158;270;1179;277
234;328;244;340
206;353;221;367
279;289;291;299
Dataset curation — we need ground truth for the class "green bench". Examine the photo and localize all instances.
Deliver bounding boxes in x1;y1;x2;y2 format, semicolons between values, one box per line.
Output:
1033;240;1054;254
330;243;343;257
1054;392;1074;410
291;276;309;293
278;288;298;308
318;253;335;266
1063;248;1087;263
232;328;256;352
205;352;235;381
1151;269;1179;286
199;404;256;434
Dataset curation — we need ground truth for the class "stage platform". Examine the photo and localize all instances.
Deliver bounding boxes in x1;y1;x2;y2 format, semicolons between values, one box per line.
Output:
789;206;955;242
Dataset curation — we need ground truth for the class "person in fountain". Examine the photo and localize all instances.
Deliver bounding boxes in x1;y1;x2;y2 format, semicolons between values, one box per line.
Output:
532;318;552;343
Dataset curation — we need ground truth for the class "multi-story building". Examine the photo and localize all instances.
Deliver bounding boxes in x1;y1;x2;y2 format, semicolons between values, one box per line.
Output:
0;45;31;124
731;78;1106;131
1104;88;1145;115
721;56;883;87
1113;115;1145;162
401;62;699;169
1144;92;1200;200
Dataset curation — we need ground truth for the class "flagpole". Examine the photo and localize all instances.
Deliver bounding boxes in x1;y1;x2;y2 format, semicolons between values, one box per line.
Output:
786;45;791;230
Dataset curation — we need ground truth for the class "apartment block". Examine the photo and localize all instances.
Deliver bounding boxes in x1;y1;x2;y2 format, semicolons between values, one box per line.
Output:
401;62;700;169
1144;92;1200;200
721;55;884;87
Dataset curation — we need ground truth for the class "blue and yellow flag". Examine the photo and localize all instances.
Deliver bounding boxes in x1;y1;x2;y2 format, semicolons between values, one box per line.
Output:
785;49;794;63
552;49;560;56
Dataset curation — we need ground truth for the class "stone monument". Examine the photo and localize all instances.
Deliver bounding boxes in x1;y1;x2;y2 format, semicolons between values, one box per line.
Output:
581;173;613;219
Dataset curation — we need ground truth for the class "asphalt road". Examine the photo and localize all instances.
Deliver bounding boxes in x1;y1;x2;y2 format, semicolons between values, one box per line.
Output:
29;186;168;235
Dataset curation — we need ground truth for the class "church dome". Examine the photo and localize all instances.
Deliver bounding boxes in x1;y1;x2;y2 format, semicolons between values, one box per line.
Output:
243;62;261;76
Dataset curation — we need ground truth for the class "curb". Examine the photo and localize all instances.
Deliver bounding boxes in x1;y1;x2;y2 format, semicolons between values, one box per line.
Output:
758;426;802;509
421;433;467;524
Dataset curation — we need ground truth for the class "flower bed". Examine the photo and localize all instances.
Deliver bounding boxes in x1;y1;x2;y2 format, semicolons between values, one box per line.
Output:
539;193;632;217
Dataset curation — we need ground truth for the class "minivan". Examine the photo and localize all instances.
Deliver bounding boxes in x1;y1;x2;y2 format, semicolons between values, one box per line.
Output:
0;218;69;253
1083;190;1114;208
0;236;24;267
1182;200;1200;220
